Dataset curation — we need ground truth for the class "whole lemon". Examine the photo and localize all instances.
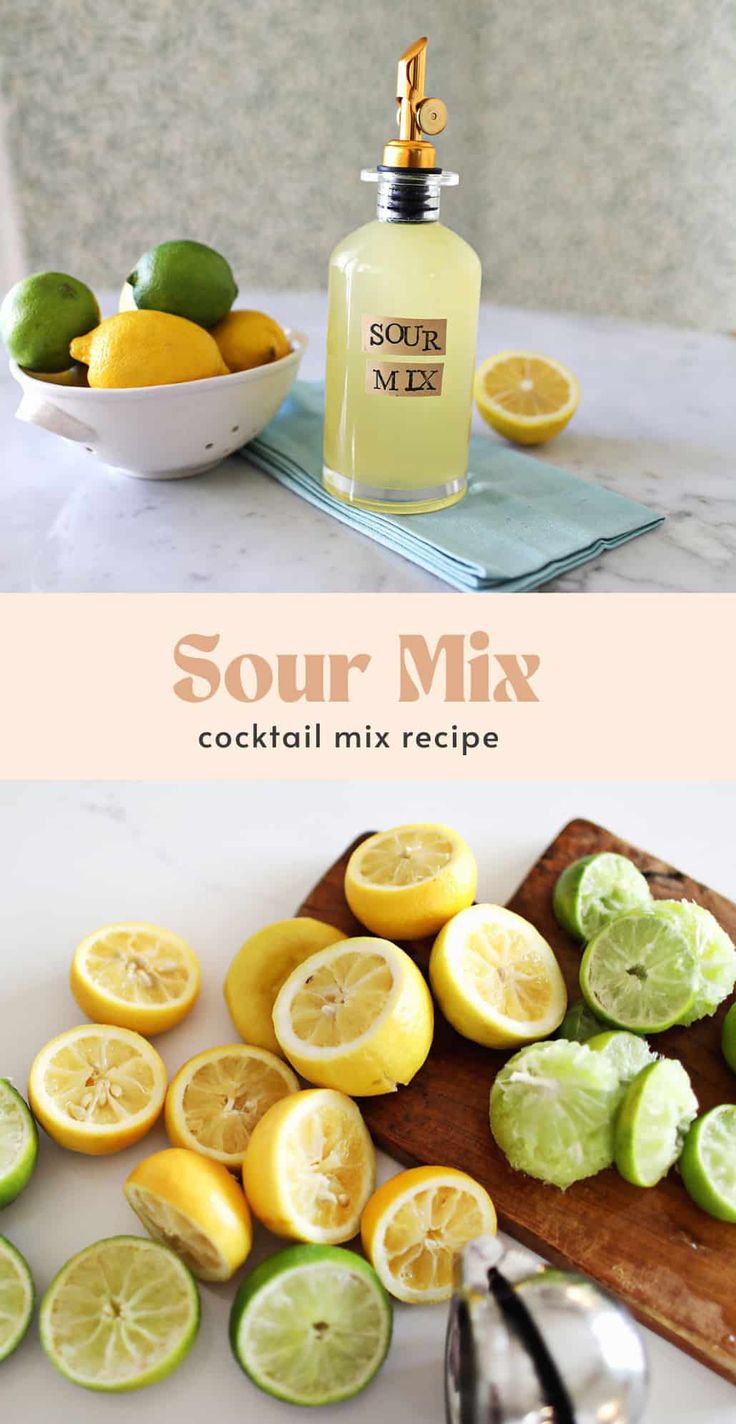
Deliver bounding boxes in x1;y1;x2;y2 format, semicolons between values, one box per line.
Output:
0;272;99;373
70;310;229;388
127;239;237;328
211;310;290;372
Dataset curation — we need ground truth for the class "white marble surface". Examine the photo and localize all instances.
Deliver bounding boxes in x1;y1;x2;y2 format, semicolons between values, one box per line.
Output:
1;780;735;1422
1;290;734;593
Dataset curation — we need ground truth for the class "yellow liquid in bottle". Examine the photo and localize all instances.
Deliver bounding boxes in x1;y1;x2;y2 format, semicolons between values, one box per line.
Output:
323;219;481;514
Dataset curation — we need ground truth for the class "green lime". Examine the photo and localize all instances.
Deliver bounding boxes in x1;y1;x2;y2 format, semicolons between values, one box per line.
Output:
128;240;237;328
579;912;697;1032
0;272;99;372
587;1030;656;1088
230;1243;392;1406
649;901;736;1025
554;998;605;1042
614;1059;697;1187
489;1039;621;1190
0;1080;38;1208
680;1105;736;1222
722;1003;736;1073
40;1236;199;1392
0;1237;34;1362
552;853;651;942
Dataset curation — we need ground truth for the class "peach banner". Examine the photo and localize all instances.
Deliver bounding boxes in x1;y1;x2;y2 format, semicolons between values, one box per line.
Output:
1;592;733;780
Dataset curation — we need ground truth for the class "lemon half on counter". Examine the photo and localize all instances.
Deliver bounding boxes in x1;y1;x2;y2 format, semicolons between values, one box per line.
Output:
475;351;580;446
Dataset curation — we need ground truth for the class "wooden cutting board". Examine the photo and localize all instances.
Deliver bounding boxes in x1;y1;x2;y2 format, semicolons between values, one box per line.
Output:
297;817;736;1384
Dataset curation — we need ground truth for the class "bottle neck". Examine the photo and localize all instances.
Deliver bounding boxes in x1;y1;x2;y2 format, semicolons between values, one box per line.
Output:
361;167;459;224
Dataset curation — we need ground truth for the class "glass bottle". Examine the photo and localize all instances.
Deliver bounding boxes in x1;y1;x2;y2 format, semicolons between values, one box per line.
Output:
323;37;481;514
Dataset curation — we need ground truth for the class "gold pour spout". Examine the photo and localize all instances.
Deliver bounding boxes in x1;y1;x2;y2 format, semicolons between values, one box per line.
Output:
382;37;448;170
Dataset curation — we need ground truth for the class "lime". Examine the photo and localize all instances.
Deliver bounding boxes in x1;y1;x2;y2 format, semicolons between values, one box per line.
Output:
680;1105;736;1222
0;1080;38;1208
555;998;604;1042
614;1059;697;1187
587;1031;656;1089
230;1243;392;1406
0;272;99;373
489;1039;621;1189
128;240;237;328
40;1236;199;1391
579;912;697;1032
553;853;651;942
722;1003;736;1073
0;1237;34;1362
650;901;736;1025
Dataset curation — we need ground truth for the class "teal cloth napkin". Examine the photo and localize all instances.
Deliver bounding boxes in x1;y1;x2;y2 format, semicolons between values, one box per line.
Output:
243;382;663;591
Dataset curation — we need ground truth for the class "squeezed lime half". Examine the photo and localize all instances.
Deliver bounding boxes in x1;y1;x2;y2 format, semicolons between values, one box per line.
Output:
552;853;651;942
230;1243;392;1406
0;1236;34;1362
722;1003;736;1074
587;1030;656;1089
0;1080;38;1208
680;1105;736;1222
650;901;736;1025
489;1039;621;1190
40;1236;199;1391
614;1059;697;1188
580;912;697;1032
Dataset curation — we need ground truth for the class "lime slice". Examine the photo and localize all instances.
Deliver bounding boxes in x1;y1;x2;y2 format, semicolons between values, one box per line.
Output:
680;1105;736;1222
552;853;651;942
722;1003;736;1073
614;1059;697;1187
579;912;697;1032
587;1031;656;1088
649;901;736;1025
489;1039;621;1189
40;1236;199;1391
555;998;605;1043
230;1243;392;1406
0;1080;38;1208
0;1237;34;1362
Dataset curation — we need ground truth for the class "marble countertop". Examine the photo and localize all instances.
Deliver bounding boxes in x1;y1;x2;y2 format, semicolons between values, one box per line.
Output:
2;779;735;1422
1;290;734;592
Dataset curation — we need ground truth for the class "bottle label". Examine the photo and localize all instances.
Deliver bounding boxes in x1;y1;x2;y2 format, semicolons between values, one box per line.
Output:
365;362;444;397
361;316;447;356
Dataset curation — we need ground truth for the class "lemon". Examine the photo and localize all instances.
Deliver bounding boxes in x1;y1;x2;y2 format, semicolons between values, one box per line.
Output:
70;310;229;388
210;310;291;372
127;240;237;328
344;825;477;941
361;1165;497;1304
70;922;201;1036
474;351;580;446
225;917;347;1055
430;904;568;1048
0;271;99;373
242;1089;375;1243
125;1147;252;1282
165;1043;299;1167
28;1024;166;1155
273;936;434;1096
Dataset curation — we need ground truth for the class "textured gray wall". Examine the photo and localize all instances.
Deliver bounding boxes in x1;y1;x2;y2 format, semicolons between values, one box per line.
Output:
1;0;734;329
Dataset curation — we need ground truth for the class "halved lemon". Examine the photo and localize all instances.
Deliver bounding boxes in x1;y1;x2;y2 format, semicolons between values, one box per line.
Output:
224;918;347;1055
474;351;580;446
125;1147;252;1282
28;1024;167;1155
430;904;568;1048
273;936;434;1096
344;825;477;941
165;1044;299;1167
361;1165;497;1304
242;1088;375;1244
70;922;201;1036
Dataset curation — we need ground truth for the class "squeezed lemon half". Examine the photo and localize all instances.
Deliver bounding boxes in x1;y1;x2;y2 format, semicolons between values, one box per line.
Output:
361;1165;496;1303
125;1147;252;1282
344;824;477;941
71;922;201;1036
242;1088;375;1244
272;936;434;1096
165;1043;299;1167
28;1024;167;1155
